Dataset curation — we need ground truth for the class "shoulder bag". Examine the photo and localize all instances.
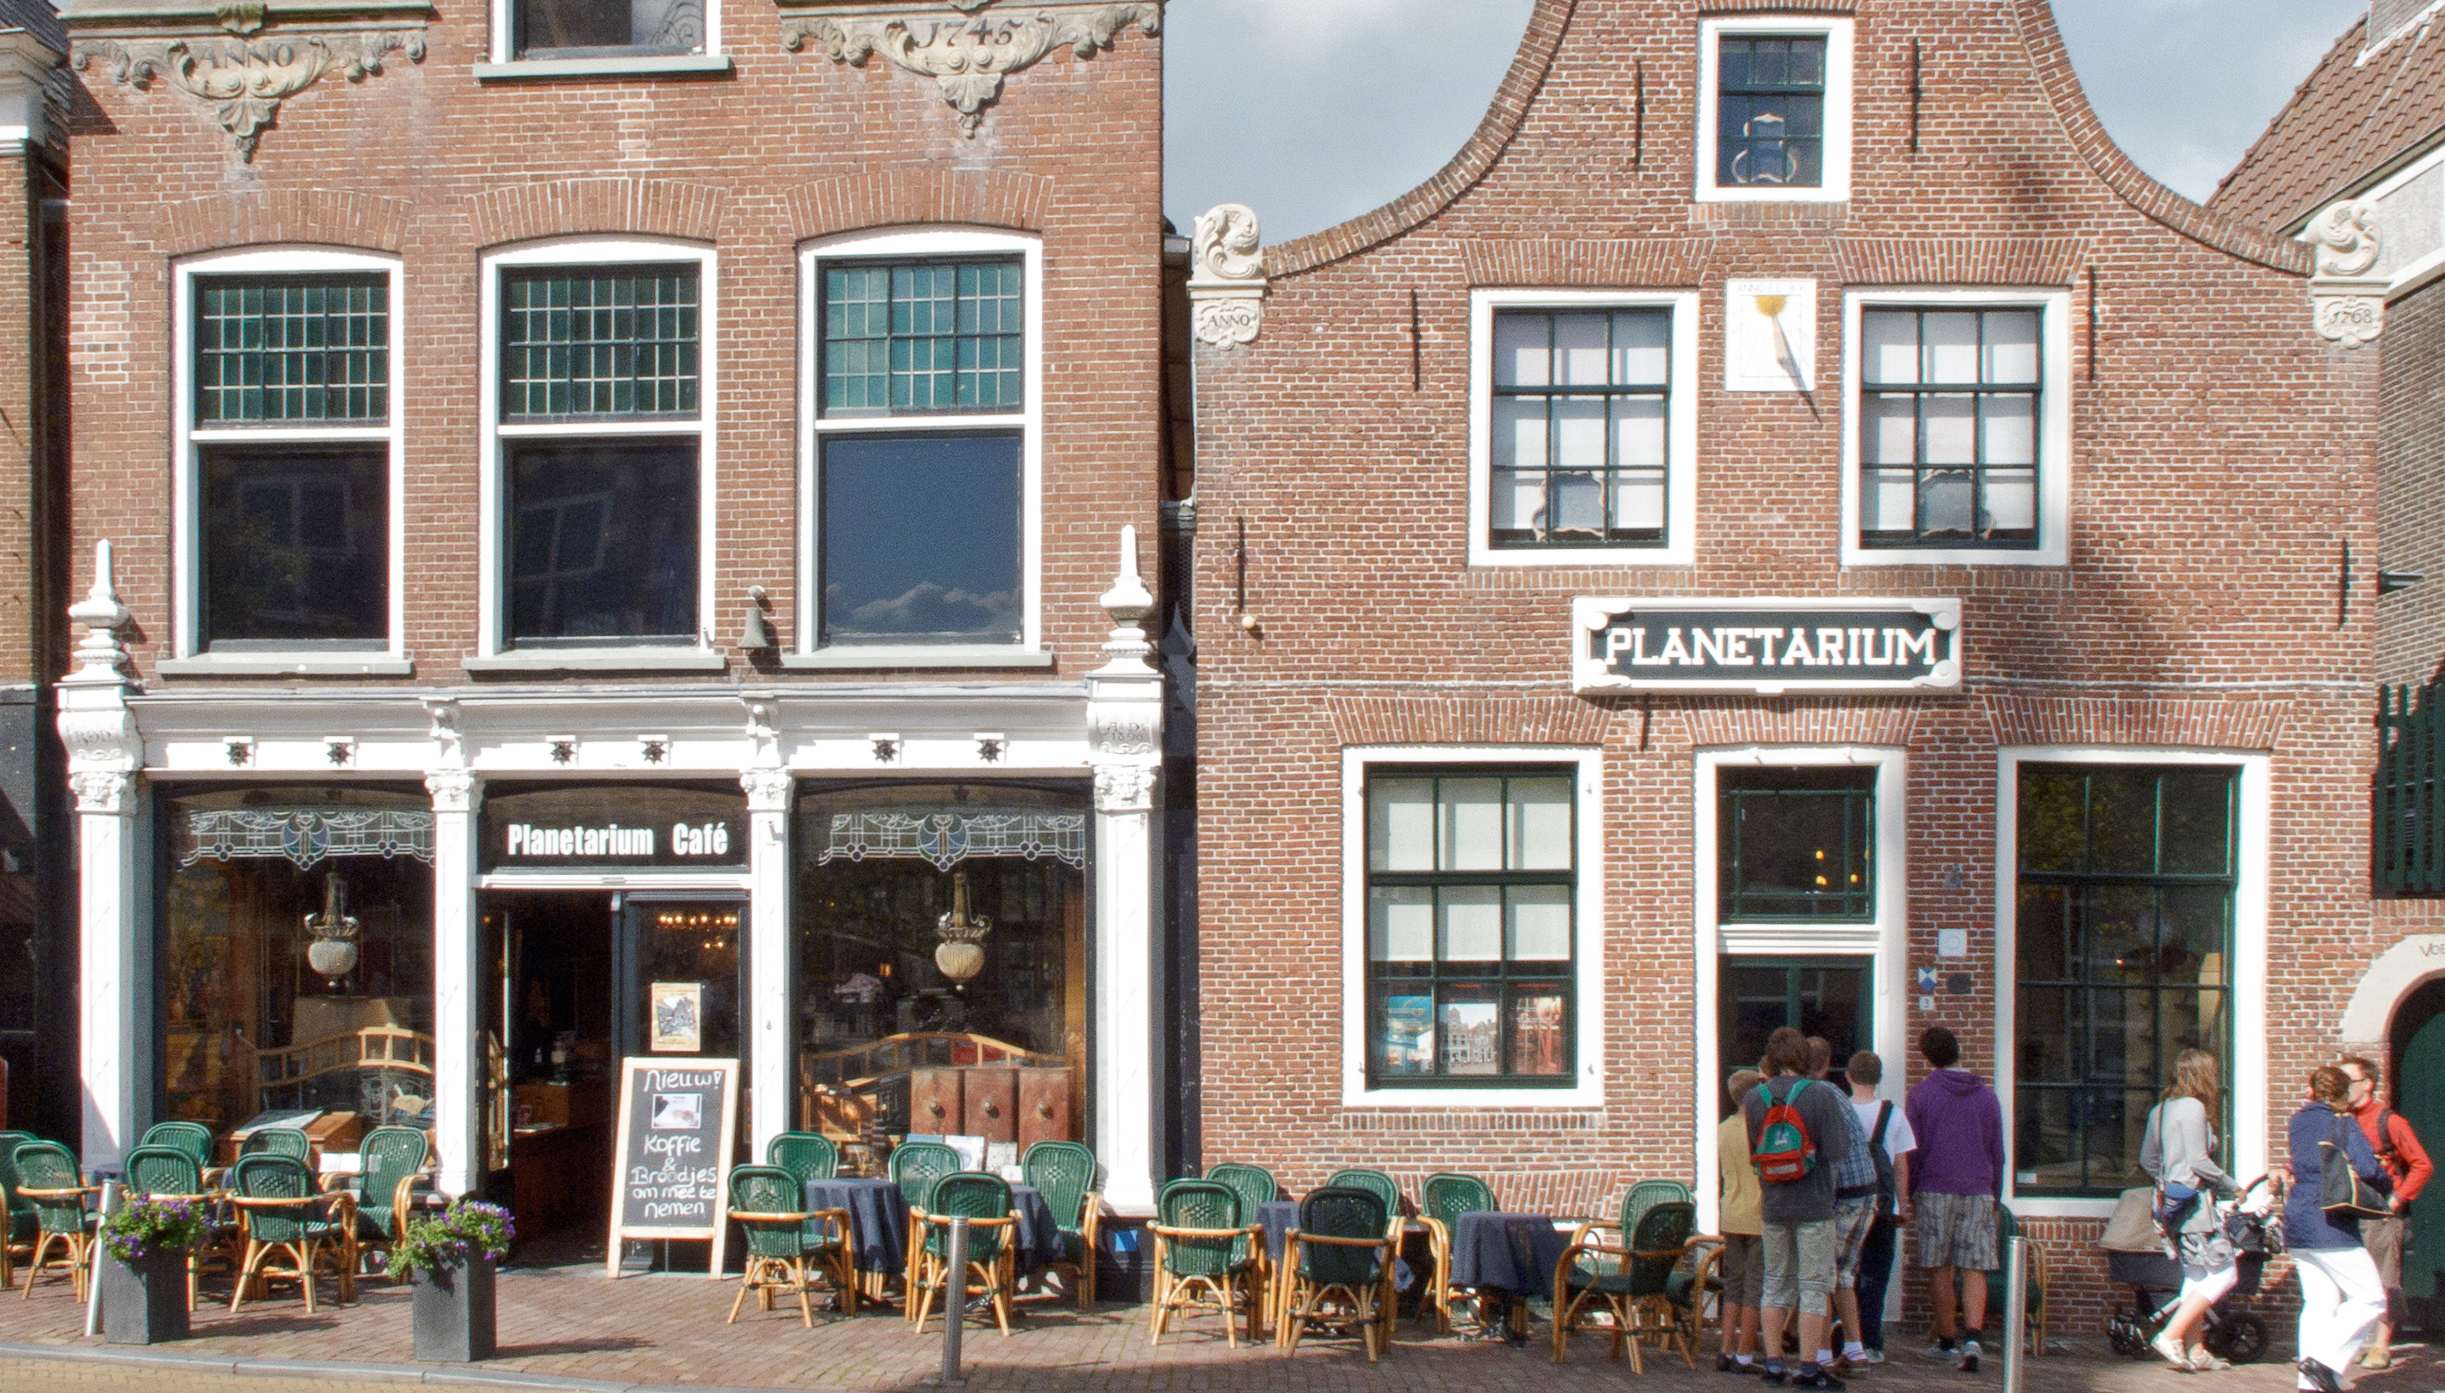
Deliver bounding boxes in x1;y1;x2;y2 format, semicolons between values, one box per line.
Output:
2322;1110;2394;1221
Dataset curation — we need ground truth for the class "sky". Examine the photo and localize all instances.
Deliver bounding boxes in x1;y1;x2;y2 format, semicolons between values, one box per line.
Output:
1162;0;2375;245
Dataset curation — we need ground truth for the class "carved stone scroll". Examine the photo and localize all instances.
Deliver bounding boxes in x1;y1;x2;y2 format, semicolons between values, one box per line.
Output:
2308;197;2387;349
73;30;425;160
782;3;1160;137
1188;202;1268;348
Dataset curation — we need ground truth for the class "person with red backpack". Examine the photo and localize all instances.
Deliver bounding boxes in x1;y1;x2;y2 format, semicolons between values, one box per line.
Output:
1742;1026;1858;1390
2339;1054;2432;1370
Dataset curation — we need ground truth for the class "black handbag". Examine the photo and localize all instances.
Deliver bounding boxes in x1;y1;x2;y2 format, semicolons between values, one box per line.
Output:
2321;1112;2393;1221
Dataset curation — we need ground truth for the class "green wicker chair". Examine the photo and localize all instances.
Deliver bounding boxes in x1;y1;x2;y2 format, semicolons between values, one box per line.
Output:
123;1145;233;1311
1972;1205;2049;1355
1419;1172;1497;1333
1206;1162;1279;1330
228;1154;355;1313
0;1131;35;1289
138;1122;216;1174
12;1141;96;1301
1621;1180;1692;1239
1552;1199;1697;1370
240;1128;313;1163
726;1164;856;1326
909;1172;1018;1336
1023;1140;1101;1308
345;1127;431;1274
1149;1179;1255;1347
1280;1186;1394;1362
767;1132;838;1183
891;1141;963;1308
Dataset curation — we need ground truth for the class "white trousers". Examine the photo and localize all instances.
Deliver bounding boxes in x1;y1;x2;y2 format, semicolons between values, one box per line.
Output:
2293;1246;2386;1379
2176;1262;2237;1310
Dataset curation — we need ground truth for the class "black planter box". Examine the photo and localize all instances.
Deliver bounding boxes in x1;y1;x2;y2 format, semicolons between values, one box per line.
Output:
100;1249;188;1345
411;1259;497;1362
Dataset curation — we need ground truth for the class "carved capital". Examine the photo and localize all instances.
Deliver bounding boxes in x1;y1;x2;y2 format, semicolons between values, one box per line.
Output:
742;766;795;813
71;769;135;816
781;3;1160;137
2307;197;2387;349
424;767;478;815
1092;762;1155;814
1188;202;1267;348
73;30;425;160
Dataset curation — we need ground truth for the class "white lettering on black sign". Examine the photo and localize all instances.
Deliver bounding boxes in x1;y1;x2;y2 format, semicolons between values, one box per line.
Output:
1572;597;1963;694
503;821;731;860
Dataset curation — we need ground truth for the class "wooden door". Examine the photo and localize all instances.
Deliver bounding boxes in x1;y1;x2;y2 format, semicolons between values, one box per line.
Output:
963;1067;1019;1144
1018;1067;1072;1150
910;1067;965;1136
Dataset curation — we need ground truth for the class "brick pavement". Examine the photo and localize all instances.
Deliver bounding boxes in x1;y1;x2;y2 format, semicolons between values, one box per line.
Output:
2;1262;2441;1393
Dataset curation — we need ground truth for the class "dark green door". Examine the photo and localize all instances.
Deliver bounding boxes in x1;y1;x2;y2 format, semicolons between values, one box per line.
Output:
1718;956;1871;1112
2394;977;2445;1327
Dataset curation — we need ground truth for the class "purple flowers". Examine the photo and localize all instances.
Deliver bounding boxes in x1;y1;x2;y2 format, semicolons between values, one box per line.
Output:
102;1196;208;1265
385;1199;517;1279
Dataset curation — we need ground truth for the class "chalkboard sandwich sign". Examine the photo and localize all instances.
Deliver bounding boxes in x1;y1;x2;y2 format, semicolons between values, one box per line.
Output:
605;1057;740;1279
1572;596;1962;696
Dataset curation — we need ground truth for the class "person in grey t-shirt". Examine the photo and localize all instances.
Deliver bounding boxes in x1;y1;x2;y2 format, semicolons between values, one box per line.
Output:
1742;1026;1858;1390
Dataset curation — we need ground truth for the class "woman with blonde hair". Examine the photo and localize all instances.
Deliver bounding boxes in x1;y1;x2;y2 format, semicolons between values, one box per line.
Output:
2139;1048;2241;1370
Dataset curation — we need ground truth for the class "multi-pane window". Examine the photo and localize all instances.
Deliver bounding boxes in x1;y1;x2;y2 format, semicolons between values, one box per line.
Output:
2015;764;2237;1197
190;270;392;650
1491;310;1670;548
515;0;705;58
195;275;387;424
1718;36;1826;188
812;253;1027;648
498;260;703;647
1366;772;1576;1087
1860;309;2041;548
822;261;1023;416
1719;768;1876;921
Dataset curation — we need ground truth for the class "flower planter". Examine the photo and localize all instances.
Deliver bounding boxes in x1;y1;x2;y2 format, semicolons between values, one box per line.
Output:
411;1258;497;1362
100;1248;188;1345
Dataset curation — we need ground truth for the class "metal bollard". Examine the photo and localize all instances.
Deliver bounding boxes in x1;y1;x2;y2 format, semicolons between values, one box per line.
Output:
2001;1234;2027;1393
86;1179;122;1339
939;1215;968;1388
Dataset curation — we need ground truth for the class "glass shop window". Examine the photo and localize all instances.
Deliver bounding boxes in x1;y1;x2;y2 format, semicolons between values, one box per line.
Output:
1366;770;1576;1087
1717;36;1827;189
517;0;705;58
1718;767;1876;921
160;787;438;1140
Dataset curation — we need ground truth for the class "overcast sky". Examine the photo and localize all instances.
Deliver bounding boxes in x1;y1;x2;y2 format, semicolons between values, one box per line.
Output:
1163;0;2374;245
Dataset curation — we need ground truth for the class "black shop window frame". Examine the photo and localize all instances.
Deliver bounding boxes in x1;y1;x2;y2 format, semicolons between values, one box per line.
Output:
1363;765;1580;1091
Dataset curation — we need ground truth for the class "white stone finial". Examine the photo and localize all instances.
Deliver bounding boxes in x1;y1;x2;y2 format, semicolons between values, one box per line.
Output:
1101;524;1153;623
1189;203;1268;348
68;540;129;676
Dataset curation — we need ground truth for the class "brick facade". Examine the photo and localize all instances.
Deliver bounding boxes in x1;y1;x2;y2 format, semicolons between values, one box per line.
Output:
1190;0;2379;1336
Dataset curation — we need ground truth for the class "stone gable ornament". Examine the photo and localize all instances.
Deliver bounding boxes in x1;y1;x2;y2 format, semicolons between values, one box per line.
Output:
73;31;425;160
1188;203;1267;348
2309;197;2387;349
782;1;1161;137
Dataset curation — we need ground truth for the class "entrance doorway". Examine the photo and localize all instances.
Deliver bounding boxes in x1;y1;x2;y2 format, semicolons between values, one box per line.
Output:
1718;957;1872;1111
484;890;747;1258
2391;976;2445;1332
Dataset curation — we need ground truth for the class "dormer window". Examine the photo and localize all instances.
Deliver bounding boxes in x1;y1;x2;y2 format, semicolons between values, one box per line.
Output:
1697;17;1854;204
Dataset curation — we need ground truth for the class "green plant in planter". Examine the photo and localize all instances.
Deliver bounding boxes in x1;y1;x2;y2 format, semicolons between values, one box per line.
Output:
101;1195;209;1265
383;1200;514;1281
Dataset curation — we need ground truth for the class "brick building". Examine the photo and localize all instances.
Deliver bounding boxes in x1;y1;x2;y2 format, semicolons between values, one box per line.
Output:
52;0;1177;1251
1187;0;2380;1330
2213;0;2445;1330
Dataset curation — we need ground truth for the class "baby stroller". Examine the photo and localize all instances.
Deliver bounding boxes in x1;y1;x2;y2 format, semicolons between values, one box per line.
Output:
2102;1175;2277;1365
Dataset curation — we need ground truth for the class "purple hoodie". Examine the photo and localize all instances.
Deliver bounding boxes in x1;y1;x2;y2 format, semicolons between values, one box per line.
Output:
1905;1068;2004;1198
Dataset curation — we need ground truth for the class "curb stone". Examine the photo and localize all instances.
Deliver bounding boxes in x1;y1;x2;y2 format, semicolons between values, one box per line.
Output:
0;1341;828;1392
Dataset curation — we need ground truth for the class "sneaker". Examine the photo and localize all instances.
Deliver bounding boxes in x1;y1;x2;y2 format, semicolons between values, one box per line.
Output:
1762;1361;1790;1385
1957;1338;1982;1374
2297;1357;2343;1393
2153;1330;2194;1370
1917;1343;1957;1363
1791;1369;1847;1391
1854;1349;1886;1365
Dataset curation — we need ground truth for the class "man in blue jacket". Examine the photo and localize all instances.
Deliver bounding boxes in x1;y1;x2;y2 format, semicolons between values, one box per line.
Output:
2288;1065;2392;1393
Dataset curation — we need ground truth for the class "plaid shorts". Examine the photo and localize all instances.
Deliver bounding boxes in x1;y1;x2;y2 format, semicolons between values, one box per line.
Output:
1832;1196;1878;1285
1913;1191;1999;1271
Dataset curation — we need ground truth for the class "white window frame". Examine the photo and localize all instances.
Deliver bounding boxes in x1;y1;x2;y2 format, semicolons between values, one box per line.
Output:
1691;745;1908;1234
1339;745;1606;1110
793;228;1046;667
483;0;724;70
1696;16;1855;204
1467;289;1701;569
476;237;718;660
1996;747;2269;1219
165;247;409;677
1839;288;2074;569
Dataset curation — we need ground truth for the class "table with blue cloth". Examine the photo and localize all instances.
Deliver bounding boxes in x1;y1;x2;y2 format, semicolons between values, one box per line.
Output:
1448;1211;1569;1341
806;1177;1064;1305
1255;1194;1416;1332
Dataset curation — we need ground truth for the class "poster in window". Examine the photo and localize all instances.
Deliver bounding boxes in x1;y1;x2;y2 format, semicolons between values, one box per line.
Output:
1510;990;1569;1076
1378;995;1434;1076
649;982;704;1053
1441;999;1501;1075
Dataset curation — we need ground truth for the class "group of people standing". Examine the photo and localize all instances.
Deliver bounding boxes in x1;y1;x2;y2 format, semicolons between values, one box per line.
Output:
1713;1028;2436;1391
1714;1024;2001;1390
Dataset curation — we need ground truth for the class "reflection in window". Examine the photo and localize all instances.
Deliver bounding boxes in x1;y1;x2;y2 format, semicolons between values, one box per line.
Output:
1366;770;1576;1087
501;268;699;420
1718;36;1826;188
161;788;437;1138
2015;764;2237;1196
821;260;1023;416
516;0;704;57
819;433;1021;646
507;440;699;643
1719;767;1875;921
195;274;387;425
1860;308;2042;548
1490;309;1670;549
202;446;388;648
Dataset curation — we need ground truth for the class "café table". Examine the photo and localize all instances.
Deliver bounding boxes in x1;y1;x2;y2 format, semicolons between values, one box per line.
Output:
806;1176;1064;1308
1447;1210;1569;1342
1254;1196;1415;1334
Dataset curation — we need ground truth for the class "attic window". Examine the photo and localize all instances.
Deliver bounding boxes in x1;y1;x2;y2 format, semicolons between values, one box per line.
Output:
1717;36;1827;189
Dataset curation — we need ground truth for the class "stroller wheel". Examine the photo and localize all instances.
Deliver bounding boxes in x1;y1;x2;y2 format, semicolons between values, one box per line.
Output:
2206;1313;2267;1365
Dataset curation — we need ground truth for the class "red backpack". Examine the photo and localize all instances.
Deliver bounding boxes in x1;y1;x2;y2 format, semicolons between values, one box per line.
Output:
1754;1078;1818;1185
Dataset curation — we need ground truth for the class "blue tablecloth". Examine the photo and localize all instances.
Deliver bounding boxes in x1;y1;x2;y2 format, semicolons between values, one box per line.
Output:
807;1177;1062;1276
1448;1211;1568;1300
1256;1196;1413;1292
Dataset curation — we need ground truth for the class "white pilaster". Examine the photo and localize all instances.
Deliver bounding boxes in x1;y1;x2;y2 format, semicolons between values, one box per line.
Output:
59;543;142;1170
426;701;483;1196
744;710;794;1160
1086;527;1164;1216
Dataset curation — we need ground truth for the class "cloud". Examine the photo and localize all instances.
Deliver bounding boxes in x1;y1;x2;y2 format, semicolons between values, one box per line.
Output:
829;581;1019;641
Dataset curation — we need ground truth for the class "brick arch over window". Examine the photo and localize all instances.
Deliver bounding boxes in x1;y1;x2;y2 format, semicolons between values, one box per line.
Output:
1678;698;1921;750
159;190;412;258
785;167;1053;243
1979;694;2290;750
462;177;727;250
1325;693;1615;747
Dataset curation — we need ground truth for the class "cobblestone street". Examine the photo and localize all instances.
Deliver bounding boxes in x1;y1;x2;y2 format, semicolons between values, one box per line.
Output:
1;1263;2439;1393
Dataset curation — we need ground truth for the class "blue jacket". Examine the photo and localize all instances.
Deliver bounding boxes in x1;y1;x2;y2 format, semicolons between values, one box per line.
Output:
2286;1103;2392;1251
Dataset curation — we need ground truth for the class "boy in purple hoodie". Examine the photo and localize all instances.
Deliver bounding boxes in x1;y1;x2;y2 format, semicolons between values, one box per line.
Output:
1904;1026;2004;1373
